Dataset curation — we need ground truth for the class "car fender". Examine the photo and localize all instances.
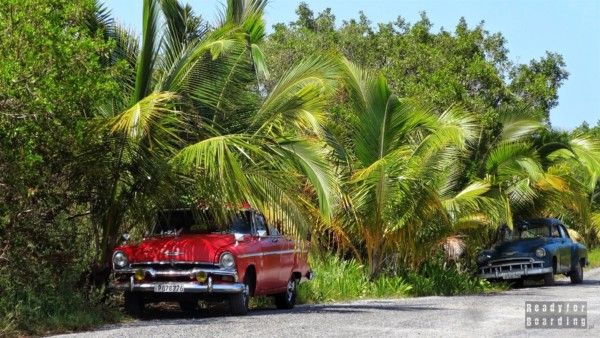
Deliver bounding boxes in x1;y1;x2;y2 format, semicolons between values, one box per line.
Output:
571;243;588;267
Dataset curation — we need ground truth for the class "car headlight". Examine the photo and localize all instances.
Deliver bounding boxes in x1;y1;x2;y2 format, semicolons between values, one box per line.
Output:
477;253;491;264
113;251;129;269
535;248;546;258
219;252;235;269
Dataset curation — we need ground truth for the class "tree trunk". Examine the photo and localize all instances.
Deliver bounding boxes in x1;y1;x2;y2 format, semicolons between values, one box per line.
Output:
366;238;382;279
99;202;125;268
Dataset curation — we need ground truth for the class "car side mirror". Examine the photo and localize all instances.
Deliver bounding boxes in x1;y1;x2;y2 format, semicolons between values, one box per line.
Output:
257;229;267;238
120;233;130;244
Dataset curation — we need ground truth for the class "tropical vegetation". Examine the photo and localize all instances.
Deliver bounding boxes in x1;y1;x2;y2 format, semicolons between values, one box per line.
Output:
1;0;599;335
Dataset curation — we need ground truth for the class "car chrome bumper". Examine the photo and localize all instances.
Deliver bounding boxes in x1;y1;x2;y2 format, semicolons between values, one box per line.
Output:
479;266;553;279
113;267;237;279
110;277;244;294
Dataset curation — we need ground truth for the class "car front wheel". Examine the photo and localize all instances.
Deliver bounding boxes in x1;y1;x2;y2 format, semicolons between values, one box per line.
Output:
570;259;584;284
124;292;144;317
229;282;250;316
275;277;298;309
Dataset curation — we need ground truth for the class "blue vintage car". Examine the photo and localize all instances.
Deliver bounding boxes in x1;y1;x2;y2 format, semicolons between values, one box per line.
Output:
477;218;587;285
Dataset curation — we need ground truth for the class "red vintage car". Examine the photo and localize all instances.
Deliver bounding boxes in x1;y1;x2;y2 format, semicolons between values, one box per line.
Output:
109;207;312;316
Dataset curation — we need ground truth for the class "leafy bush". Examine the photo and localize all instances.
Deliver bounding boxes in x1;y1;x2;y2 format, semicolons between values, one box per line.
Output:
405;261;496;296
587;247;600;268
297;254;412;303
0;285;120;336
297;254;497;303
0;215;121;336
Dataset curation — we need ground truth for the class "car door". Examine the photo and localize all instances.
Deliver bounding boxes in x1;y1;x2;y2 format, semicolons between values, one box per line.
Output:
267;222;295;287
253;212;282;292
558;224;572;272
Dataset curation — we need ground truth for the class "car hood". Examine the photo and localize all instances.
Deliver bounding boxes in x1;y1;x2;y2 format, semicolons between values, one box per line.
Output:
491;238;549;258
128;233;236;263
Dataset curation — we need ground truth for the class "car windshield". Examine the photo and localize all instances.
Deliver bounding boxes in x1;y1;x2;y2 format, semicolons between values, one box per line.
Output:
153;209;253;235
517;224;550;239
494;222;551;243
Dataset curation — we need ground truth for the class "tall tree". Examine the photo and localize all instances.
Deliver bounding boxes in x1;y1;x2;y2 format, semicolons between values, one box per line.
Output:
263;5;568;124
0;0;121;331
330;60;478;276
87;0;340;268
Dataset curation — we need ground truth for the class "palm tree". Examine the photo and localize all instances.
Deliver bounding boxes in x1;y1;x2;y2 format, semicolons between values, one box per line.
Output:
534;133;600;244
328;60;478;276
86;0;340;268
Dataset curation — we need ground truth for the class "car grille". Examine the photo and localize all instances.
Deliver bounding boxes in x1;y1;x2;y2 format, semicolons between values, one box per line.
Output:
130;262;218;270
479;257;544;275
121;262;232;283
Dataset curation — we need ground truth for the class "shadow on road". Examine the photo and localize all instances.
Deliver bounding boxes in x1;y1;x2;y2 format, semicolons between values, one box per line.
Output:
102;273;599;331
112;301;446;329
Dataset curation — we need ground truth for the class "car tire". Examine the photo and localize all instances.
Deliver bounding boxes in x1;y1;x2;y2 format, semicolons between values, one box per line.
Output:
124;292;144;317
275;277;298;309
179;300;198;313
543;271;555;286
229;281;249;316
570;259;584;284
513;278;524;288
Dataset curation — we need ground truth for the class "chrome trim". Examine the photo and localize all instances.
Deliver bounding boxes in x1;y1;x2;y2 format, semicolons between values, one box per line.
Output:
478;257;551;279
238;249;299;258
479;267;552;279
110;281;244;294
130;261;215;266
114;267;237;279
488;257;536;264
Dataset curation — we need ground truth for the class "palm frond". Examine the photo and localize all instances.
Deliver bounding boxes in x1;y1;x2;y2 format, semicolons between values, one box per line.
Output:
250;43;270;79
278;139;338;218
485;141;537;175
134;0;161;102
109;91;183;154
253;55;340;136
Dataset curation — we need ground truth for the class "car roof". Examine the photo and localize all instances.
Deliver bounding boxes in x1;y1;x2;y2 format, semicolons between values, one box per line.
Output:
515;218;563;226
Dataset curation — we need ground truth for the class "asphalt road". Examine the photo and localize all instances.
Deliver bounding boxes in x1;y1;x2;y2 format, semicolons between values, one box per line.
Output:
56;268;600;338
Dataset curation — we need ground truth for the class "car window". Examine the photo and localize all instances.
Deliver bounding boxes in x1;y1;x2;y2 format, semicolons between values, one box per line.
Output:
154;209;219;234
519;225;549;239
268;223;280;236
550;225;561;238
254;213;267;234
495;224;512;243
559;225;570;239
228;211;253;234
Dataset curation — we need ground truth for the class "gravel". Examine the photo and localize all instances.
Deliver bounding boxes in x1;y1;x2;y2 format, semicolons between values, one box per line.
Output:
54;268;600;338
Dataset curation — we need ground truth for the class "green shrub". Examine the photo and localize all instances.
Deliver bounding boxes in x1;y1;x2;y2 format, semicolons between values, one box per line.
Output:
297;254;499;304
297;254;412;303
405;261;494;296
0;285;120;336
298;254;371;302
587;247;600;268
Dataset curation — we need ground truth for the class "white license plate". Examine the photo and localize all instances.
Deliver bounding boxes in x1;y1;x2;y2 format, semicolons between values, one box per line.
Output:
502;272;521;279
154;284;185;293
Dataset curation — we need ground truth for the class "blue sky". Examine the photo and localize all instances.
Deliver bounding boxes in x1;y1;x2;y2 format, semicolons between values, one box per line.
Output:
103;0;600;130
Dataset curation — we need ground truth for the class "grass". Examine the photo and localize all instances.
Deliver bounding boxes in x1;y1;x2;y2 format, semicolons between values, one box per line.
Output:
297;254;500;304
297;254;412;303
587;247;600;268
0;287;122;337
